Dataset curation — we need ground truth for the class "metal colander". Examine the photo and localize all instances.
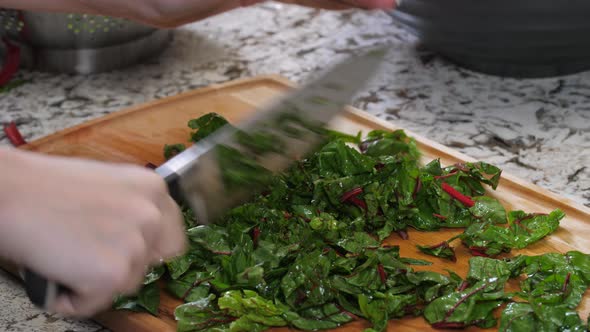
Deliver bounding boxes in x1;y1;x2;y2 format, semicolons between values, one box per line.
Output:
66;13;128;35
0;9;172;74
0;10;134;39
0;9;24;34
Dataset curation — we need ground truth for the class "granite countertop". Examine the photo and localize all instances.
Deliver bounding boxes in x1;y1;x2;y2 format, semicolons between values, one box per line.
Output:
0;2;589;331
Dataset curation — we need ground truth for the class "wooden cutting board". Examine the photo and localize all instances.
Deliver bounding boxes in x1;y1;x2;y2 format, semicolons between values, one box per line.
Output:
4;75;590;332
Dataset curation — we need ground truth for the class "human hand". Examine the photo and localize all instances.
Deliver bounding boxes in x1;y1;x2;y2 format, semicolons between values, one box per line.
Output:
0;0;397;28
277;0;396;10
95;0;397;27
0;148;187;318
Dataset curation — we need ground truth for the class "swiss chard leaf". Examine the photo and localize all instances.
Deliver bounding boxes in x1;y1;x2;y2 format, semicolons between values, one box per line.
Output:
217;290;287;327
167;270;213;303
286;303;353;330
417;242;457;262
110;113;583;332
317;140;375;178
215;145;273;190
280;250;335;309
175;295;233;332
166;252;199;280
144;265;166;285
509;209;564;249
459;222;514;257
499;302;587;332
188;113;229;143
113;282;160;315
164;143;186;160
187;225;230;254
361;129;420;161
424;279;507;329
469;196;507;224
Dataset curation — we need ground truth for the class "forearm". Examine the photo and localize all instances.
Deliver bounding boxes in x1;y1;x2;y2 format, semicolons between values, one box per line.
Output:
0;0;245;28
0;0;99;14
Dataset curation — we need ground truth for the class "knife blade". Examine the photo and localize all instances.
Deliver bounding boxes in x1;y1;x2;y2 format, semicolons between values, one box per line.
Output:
23;47;388;310
156;47;387;224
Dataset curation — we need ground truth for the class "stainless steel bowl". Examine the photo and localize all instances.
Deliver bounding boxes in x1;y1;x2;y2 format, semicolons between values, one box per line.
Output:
1;11;172;74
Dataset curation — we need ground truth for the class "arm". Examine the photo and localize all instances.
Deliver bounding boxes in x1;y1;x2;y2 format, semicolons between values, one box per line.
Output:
0;147;187;317
0;0;396;28
0;0;245;28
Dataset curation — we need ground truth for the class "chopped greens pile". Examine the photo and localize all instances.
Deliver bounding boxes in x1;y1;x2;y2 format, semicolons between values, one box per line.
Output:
113;113;589;332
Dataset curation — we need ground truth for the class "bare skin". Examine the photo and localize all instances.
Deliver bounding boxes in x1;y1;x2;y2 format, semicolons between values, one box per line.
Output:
0;0;396;28
0;0;396;319
0;147;187;317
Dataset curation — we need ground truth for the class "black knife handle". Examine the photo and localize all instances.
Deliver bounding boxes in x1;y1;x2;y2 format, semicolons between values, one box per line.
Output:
24;268;70;309
156;168;186;206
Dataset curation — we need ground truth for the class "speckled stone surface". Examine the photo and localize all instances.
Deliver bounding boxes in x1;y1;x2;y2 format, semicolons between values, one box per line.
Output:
0;2;588;331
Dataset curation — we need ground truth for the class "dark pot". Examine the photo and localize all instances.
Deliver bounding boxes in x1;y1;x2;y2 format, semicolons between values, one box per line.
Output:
389;0;590;78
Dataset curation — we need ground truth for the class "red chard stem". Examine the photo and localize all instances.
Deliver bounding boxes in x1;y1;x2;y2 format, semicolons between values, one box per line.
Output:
3;121;26;147
377;264;387;284
441;183;475;207
340;187;364;203
397;230;409;240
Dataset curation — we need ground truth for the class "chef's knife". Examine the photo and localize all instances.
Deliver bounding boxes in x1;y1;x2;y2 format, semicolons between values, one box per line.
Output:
23;47;388;310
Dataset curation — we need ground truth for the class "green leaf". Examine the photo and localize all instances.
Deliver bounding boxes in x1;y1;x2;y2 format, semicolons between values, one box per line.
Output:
317;140;375;178
464;162;502;190
499;302;535;332
336;232;380;254
326;130;362;144
358;292;416;331
215;145;273;191
459;222;514;257
167;270;213;303
110;113;581;332
500;302;587;332
417;242;456;262
423;280;507;328
469;197;507;224
509;209;564;249
187;225;230;254
398;257;432;266
406;271;457;302
166;252;199;280
218;290;287;326
566;251;590;284
143;265;165;285
466;256;511;284
175;295;232;332
280;251;336;309
520;252;588;309
234;130;285;155
188;113;229;142
113;282;160;315
163;143;186;160
362;129;420;161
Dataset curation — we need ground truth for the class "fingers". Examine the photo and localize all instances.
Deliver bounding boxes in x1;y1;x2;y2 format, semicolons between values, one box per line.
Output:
51;295;76;317
49;249;149;317
154;195;188;261
280;0;352;9
123;167;187;262
47;186;184;317
344;0;396;9
279;0;396;10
